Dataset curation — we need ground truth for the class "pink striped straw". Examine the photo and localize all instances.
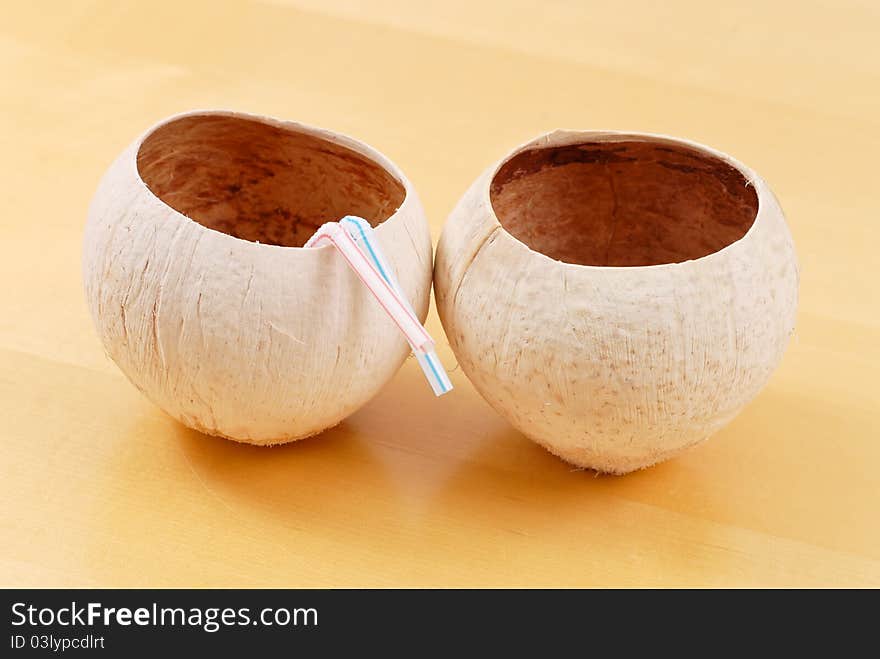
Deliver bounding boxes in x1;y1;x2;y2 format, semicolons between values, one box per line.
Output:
305;222;434;354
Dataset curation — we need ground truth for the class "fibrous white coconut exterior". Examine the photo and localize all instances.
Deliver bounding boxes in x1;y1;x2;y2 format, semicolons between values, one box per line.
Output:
435;130;798;474
83;110;432;444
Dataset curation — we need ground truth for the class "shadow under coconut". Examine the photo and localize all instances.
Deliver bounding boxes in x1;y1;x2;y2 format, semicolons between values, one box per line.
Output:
81;398;399;586
618;385;880;557
414;410;748;585
421;379;880;584
171;417;397;531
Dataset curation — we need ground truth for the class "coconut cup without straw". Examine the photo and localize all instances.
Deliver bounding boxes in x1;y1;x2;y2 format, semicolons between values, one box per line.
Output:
83;111;433;443
435;131;798;474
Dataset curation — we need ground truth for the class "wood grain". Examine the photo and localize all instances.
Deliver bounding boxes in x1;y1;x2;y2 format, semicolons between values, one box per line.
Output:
1;0;878;586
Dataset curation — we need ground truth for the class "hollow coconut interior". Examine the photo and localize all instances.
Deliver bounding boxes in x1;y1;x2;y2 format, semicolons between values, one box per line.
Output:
137;114;405;247
489;138;758;266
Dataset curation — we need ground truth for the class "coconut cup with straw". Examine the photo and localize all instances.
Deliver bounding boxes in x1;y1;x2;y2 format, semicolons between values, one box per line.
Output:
83;110;434;444
434;130;799;474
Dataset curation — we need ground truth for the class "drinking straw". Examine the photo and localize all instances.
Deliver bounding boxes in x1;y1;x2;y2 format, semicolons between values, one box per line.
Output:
305;217;453;396
339;216;453;396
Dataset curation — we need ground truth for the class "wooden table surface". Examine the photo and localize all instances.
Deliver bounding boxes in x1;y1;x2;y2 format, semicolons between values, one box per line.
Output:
2;0;878;587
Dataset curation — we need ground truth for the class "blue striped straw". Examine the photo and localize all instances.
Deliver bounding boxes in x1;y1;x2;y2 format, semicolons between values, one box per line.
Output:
339;216;453;396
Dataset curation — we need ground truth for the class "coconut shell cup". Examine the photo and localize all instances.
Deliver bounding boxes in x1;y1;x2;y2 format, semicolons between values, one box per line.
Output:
434;130;798;474
83;110;433;444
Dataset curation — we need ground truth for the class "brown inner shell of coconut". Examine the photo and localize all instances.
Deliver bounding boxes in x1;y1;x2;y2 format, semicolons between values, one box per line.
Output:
137;115;405;247
490;140;758;266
